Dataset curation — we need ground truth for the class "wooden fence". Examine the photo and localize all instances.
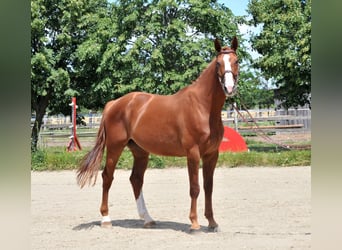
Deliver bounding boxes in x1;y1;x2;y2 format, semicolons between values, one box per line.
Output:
36;108;311;147
222;108;311;134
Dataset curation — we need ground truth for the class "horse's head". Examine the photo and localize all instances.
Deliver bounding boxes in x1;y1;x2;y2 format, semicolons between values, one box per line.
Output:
214;37;239;97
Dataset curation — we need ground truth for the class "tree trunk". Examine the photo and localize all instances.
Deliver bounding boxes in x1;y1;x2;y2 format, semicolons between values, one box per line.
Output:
31;96;49;151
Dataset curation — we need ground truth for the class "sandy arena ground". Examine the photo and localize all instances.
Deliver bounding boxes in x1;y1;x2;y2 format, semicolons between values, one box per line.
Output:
31;167;311;249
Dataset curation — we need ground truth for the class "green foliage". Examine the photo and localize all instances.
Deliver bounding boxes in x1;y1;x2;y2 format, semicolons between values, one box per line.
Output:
31;147;85;171
149;155;166;168
218;150;310;167
31;0;109;115
31;149;47;171
228;69;275;109
31;0;245;150
116;150;134;169
31;0;312;153
31;0;109;150
80;0;243;108
31;145;311;171
247;0;311;108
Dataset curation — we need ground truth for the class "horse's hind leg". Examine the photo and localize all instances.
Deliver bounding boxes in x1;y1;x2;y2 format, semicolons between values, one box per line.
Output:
100;146;125;228
128;141;155;228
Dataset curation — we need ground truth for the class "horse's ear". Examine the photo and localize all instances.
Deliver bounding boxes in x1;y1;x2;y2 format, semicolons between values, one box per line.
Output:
214;38;221;52
231;36;238;51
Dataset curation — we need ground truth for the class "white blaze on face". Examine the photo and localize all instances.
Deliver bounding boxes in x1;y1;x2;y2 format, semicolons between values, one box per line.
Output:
223;54;235;94
136;191;154;224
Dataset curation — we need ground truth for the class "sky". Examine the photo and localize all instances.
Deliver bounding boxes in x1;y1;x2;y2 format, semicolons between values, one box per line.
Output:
217;0;261;60
218;0;250;16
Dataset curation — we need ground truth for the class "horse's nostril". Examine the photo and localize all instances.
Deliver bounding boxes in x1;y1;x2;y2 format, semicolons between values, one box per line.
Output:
227;86;233;93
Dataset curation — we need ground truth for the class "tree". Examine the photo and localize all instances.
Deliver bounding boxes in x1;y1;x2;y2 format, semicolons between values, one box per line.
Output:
31;0;108;151
78;0;246;109
247;0;311;109
231;69;274;110
31;0;248;150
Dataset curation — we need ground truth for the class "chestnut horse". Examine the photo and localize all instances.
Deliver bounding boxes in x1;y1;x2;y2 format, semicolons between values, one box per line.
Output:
77;38;239;232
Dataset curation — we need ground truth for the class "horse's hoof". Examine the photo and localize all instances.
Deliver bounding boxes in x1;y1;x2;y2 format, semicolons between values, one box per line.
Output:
143;221;156;228
188;226;202;234
207;225;220;233
101;221;112;228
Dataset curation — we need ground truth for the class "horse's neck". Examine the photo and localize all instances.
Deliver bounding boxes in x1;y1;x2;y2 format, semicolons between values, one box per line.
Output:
192;60;226;118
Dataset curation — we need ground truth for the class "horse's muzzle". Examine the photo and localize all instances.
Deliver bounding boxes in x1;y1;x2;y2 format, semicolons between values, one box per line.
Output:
224;85;238;97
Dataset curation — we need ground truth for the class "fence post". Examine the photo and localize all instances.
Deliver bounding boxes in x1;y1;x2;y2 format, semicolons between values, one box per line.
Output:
67;97;82;151
233;102;238;131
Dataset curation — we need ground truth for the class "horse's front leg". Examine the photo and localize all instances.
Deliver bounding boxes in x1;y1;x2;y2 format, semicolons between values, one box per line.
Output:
186;146;201;231
202;150;219;232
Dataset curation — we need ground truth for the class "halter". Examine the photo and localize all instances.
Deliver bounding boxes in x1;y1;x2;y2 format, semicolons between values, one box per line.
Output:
216;50;239;96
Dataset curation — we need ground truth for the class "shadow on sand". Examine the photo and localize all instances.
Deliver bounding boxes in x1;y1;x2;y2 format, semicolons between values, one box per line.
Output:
73;219;214;234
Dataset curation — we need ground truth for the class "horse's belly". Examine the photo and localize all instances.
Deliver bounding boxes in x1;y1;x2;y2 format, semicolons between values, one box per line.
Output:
132;131;186;157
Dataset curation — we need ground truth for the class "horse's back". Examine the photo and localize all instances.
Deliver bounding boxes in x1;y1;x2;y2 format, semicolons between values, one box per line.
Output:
103;91;178;129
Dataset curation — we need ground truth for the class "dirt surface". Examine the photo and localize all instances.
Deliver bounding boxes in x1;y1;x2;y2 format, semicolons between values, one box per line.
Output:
31;167;311;249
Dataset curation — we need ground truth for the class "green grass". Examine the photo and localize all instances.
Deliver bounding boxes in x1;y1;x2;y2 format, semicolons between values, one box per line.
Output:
31;143;311;171
217;150;310;167
31;147;85;171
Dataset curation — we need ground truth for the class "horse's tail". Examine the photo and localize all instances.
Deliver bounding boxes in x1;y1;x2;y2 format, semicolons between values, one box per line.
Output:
76;116;106;188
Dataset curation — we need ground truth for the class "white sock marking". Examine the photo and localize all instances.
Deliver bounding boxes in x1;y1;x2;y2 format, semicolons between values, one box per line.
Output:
136;191;154;223
101;215;111;223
